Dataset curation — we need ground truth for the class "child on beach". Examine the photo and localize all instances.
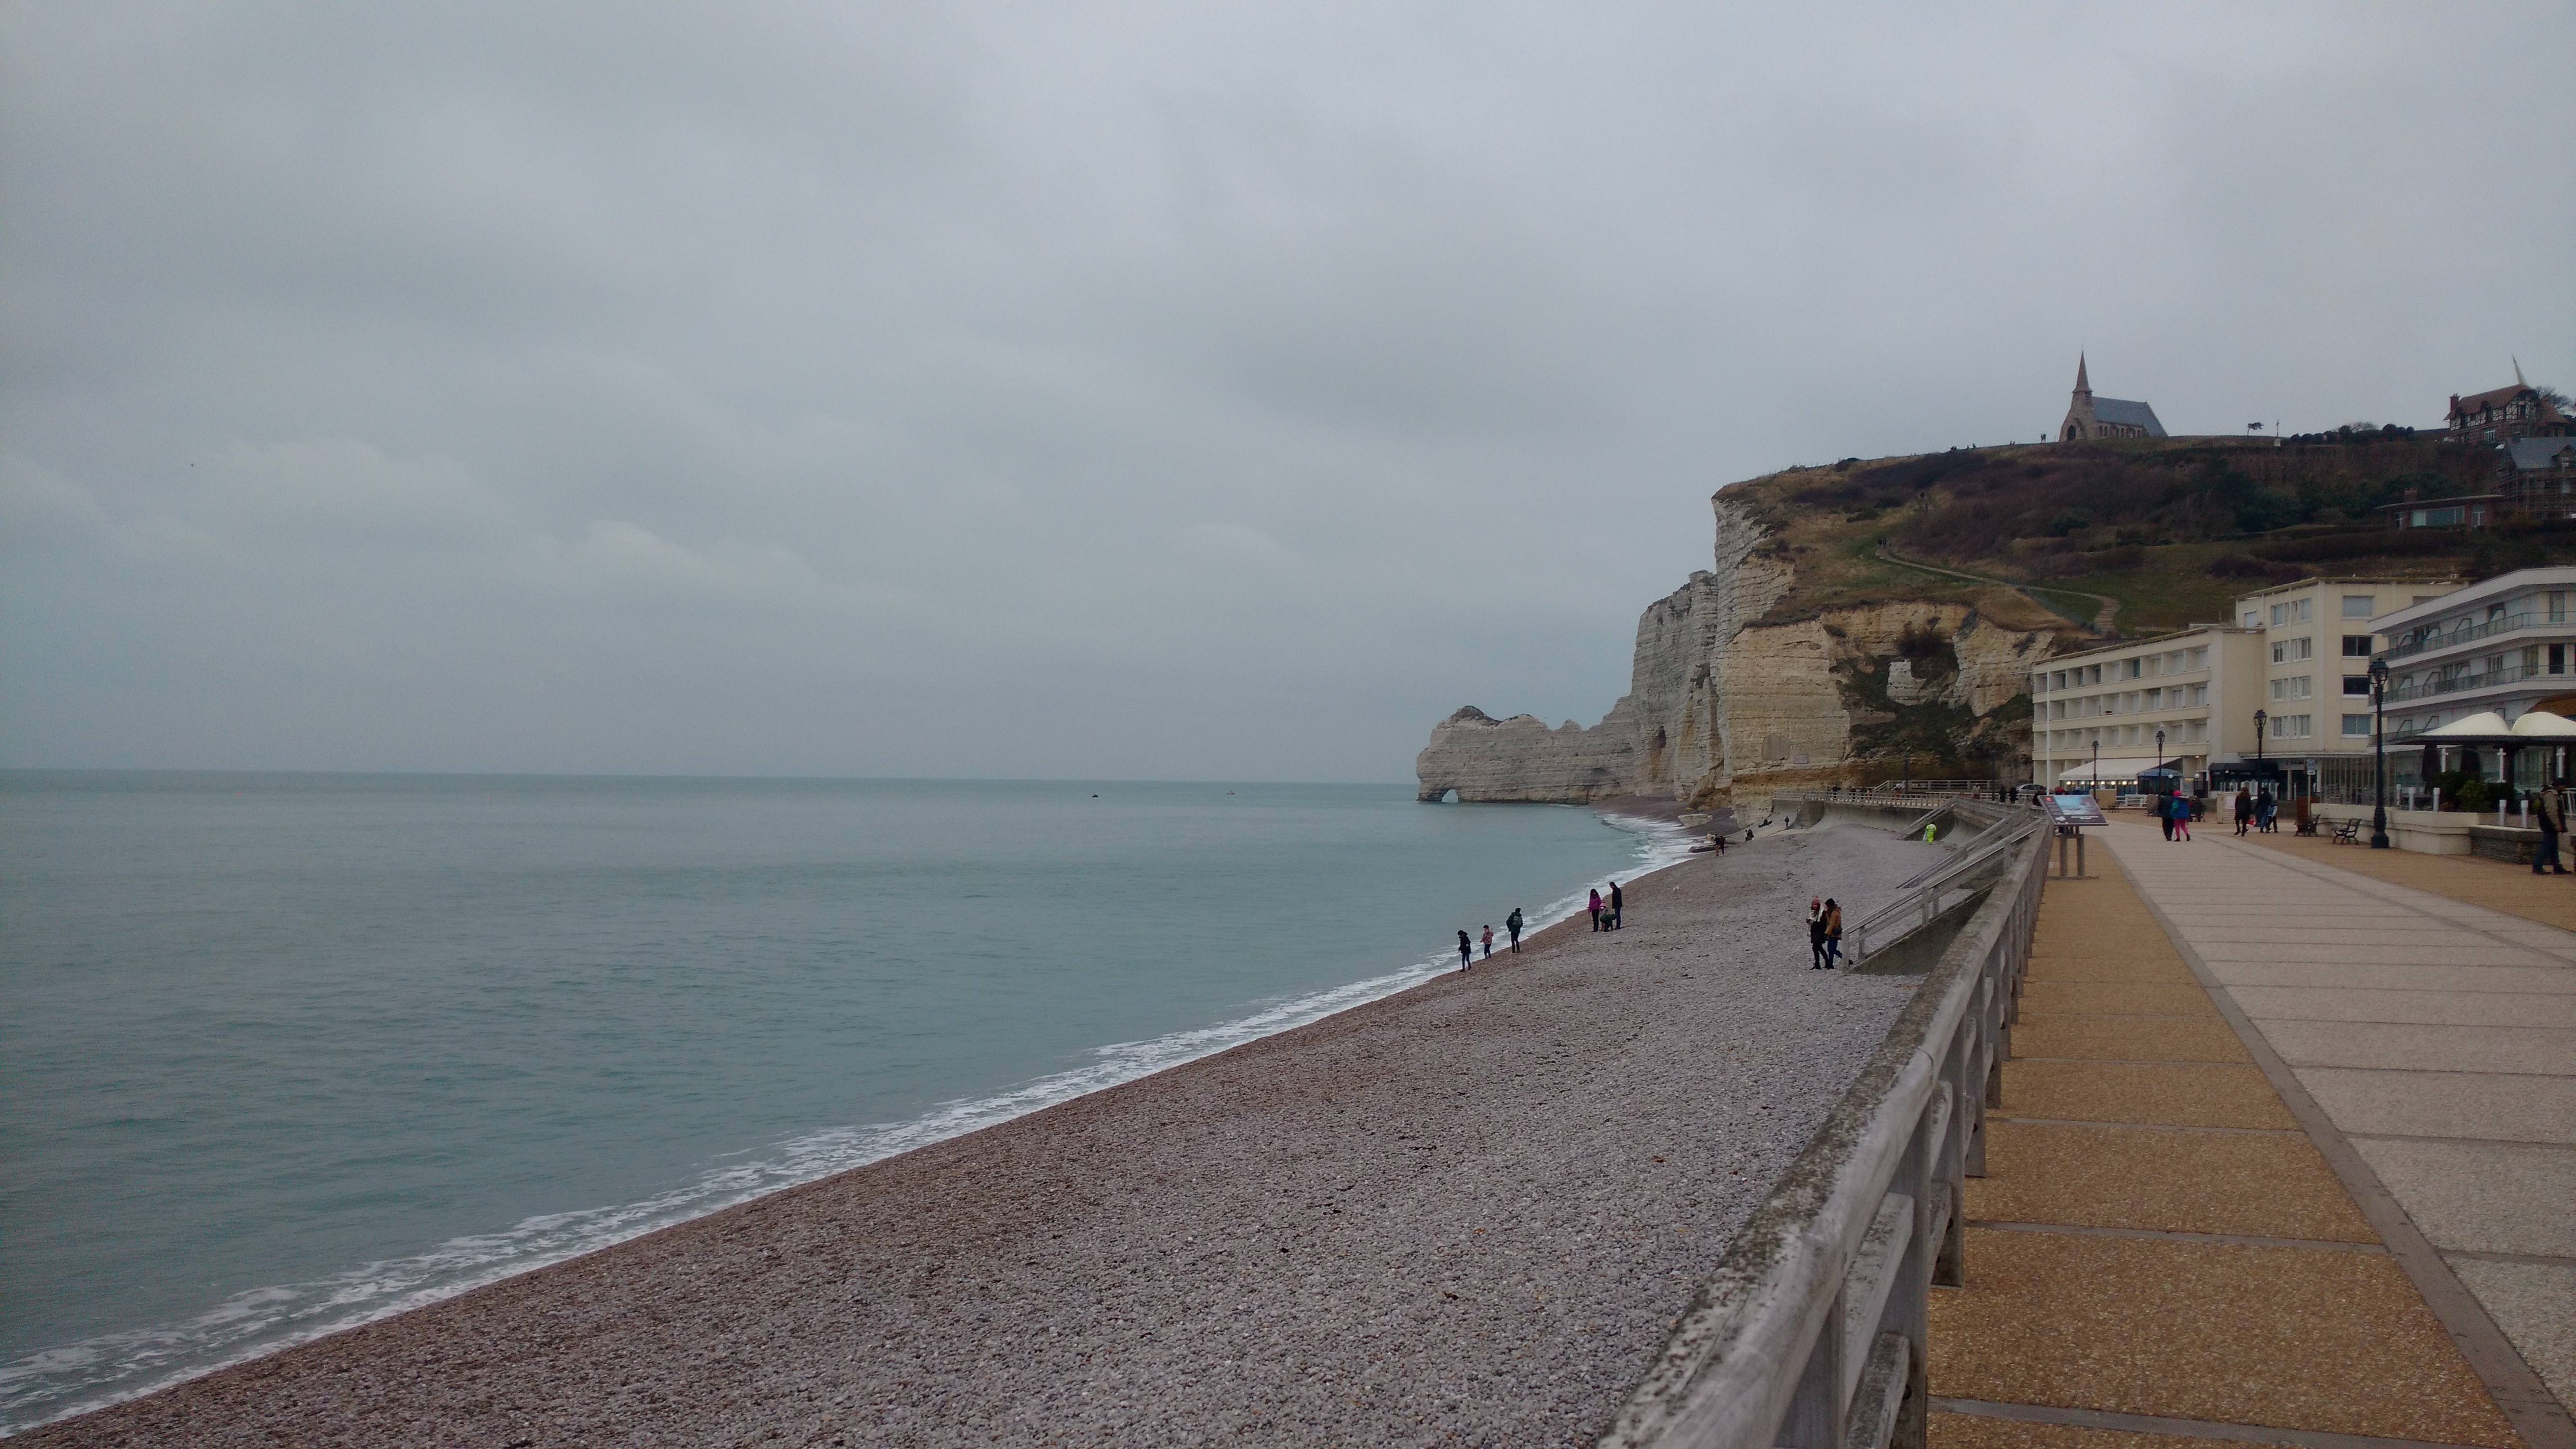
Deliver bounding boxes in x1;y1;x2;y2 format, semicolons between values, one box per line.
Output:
1589;888;1604;930
1479;925;1493;959
1457;929;1473;970
1506;907;1523;952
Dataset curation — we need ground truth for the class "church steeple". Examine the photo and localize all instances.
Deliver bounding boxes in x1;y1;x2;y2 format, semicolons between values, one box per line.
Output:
2074;353;2092;396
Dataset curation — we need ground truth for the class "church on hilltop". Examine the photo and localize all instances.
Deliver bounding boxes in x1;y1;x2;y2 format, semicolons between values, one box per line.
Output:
2058;355;2167;441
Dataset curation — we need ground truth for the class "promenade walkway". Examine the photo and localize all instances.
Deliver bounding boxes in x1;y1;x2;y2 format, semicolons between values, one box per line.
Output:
1926;823;2573;1449
2107;820;2575;1432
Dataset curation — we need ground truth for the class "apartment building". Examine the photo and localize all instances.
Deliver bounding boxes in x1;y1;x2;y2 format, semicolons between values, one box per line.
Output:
2371;565;2576;789
2030;626;2261;790
2031;577;2452;794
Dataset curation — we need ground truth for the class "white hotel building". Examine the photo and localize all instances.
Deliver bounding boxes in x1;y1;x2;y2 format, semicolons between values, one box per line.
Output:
2371;565;2576;791
2031;577;2457;795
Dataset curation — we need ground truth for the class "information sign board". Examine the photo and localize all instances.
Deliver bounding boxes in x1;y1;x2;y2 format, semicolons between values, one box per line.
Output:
2044;793;2108;828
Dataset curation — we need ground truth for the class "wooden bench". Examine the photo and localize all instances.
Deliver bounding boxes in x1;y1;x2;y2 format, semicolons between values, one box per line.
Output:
2329;818;2363;844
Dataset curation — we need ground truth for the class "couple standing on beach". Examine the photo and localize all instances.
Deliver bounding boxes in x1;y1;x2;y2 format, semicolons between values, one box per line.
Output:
1808;897;1843;969
1458;908;1526;970
1589;881;1623;931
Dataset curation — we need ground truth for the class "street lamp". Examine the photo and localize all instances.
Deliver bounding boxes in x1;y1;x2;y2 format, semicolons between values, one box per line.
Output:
2091;739;2100;792
2254;708;2269;821
2369;657;2391;848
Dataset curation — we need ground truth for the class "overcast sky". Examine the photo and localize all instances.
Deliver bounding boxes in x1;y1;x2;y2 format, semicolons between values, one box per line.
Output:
5;3;2571;780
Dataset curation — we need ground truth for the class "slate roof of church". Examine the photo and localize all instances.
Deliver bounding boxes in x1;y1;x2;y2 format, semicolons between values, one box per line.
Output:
2451;383;2534;416
2090;396;2168;436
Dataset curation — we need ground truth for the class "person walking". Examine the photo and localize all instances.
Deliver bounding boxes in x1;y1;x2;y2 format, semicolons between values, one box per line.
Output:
1457;929;1473;970
2172;790;2192;842
1822;898;1844;969
1479;925;1494;959
2160;796;2175;842
1608;880;1624;930
2234;789;2253;837
1808;897;1828;969
1506;907;1524;953
1588;888;1604;931
2537;780;2568;875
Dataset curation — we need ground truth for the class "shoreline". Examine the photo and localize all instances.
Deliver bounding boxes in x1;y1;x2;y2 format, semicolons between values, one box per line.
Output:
7;804;1698;1436
22;817;1927;1447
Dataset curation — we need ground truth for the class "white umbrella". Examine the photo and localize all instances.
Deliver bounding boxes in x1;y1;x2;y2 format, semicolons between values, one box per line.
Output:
2419;711;2513;739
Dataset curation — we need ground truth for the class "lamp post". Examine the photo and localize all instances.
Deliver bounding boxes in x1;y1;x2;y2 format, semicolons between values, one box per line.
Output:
2254;708;2269;818
2370;657;2391;848
2091;739;2099;792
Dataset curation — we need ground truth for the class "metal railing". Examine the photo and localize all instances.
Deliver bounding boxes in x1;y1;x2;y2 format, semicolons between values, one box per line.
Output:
1604;799;2050;1449
1852;812;2046;966
2383;657;2576;705
2381;610;2563;663
1800;781;2002;804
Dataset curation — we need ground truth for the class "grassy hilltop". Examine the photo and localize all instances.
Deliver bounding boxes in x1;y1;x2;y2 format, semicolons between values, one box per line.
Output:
1721;434;2569;643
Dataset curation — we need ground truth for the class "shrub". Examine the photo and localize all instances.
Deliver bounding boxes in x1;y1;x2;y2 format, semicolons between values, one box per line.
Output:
2452;778;2491;814
2048;509;2092;537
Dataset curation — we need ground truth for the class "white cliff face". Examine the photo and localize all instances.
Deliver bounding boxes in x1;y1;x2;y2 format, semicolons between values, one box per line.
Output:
1416;493;2055;808
1412;705;1640;803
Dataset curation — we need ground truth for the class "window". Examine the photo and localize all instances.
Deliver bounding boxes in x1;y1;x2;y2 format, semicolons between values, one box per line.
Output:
2553;645;2567;675
2551;592;2568;623
2271;637;2314;663
2127;659;2143;679
2193;684;2208;705
2269;599;2313;626
2342;714;2373;737
2052;671;2066;690
2270;676;2312;701
2089;665;2102;684
2344;676;2371;696
2343;636;2374;657
2343;595;2375;617
2277;714;2313;738
2243;612;2259;627
2146;688;2163;710
2188;646;2208;669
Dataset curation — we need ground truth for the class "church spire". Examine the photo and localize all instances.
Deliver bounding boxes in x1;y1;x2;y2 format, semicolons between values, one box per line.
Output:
2515;355;2528;387
2074;353;2091;395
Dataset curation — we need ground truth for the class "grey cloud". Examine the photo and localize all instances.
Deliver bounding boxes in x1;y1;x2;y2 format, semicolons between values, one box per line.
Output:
2;1;2570;778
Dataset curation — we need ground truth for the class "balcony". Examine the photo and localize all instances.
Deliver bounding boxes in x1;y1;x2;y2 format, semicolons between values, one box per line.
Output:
2381;610;2572;662
2384;659;2576;704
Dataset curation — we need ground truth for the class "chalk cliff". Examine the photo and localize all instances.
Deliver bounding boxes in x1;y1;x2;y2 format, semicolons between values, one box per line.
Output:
1416;493;2062;809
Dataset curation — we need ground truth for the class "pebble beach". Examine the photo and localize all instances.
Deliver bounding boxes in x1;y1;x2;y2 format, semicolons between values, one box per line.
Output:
22;821;1931;1449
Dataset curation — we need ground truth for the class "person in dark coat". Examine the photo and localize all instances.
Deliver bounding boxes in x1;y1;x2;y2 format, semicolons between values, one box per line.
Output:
2537;782;2568;875
1457;929;1473;970
1822;899;1844;969
1608;880;1623;929
1506;906;1525;952
1808;897;1828;969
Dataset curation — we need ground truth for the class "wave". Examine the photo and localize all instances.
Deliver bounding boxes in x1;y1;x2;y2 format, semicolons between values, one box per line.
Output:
0;811;1694;1436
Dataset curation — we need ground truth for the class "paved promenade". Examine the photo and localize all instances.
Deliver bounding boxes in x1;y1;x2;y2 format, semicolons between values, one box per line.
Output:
1927;842;2542;1449
2107;818;2576;1434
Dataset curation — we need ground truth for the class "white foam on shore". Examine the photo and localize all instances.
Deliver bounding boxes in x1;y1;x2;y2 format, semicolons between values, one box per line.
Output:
2;810;1697;1437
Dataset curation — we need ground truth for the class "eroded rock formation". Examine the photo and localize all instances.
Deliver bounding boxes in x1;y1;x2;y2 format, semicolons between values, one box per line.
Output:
1417;496;2059;810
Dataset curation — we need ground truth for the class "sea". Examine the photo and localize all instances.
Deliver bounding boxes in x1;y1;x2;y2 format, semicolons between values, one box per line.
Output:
0;772;1688;1434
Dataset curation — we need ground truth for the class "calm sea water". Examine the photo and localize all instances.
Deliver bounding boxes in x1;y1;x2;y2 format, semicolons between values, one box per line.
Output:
0;773;1684;1432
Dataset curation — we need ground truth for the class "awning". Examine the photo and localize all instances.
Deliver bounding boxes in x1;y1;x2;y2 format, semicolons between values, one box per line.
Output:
2418;711;2514;741
2512;711;2576;739
2054;756;2183;786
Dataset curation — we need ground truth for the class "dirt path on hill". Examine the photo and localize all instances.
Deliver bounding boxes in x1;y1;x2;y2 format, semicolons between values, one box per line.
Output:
1876;541;2119;635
